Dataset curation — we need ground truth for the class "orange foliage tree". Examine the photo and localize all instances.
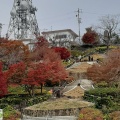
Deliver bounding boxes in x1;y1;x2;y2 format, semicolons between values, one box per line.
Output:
6;37;68;96
87;48;120;86
30;36;60;62
0;39;29;69
52;47;71;60
7;62;26;85
22;61;67;95
0;37;8;44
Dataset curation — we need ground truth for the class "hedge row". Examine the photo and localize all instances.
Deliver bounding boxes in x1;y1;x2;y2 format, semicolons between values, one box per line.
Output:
84;88;120;98
83;88;120;111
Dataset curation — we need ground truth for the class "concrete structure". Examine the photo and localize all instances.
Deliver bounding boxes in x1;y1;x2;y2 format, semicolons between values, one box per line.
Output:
20;39;37;50
23;115;77;120
42;29;78;48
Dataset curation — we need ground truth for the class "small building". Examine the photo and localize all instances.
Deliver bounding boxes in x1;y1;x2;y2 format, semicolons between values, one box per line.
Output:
42;29;78;48
20;39;37;50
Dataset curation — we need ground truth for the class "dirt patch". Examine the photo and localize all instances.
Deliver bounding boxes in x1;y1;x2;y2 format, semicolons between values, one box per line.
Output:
63;86;84;98
67;62;92;73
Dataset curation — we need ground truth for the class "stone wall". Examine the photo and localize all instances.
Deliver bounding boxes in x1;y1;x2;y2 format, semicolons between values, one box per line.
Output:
23;115;77;120
23;108;80;117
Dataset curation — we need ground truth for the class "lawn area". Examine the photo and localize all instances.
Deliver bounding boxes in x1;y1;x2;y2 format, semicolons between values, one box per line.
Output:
25;97;94;110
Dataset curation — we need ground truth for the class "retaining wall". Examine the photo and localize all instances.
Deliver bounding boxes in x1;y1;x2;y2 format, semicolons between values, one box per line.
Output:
23;115;77;120
23;107;80;117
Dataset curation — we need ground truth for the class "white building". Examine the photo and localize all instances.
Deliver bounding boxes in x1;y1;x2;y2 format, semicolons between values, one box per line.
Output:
42;29;78;48
20;39;37;50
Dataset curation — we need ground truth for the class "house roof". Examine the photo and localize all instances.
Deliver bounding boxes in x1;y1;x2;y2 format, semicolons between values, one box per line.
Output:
42;29;78;38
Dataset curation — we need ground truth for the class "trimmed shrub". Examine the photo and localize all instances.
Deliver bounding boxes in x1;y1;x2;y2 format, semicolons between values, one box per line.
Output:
84;88;120;112
109;111;120;120
3;105;20;120
84;88;120;100
78;107;103;120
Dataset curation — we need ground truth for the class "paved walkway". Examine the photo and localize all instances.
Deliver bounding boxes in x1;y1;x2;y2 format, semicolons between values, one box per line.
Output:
62;79;94;93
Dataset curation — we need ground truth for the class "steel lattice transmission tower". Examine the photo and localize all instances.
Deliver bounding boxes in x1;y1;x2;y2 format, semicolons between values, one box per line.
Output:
6;0;40;39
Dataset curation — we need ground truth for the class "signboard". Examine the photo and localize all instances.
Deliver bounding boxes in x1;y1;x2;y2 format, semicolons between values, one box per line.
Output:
0;109;3;120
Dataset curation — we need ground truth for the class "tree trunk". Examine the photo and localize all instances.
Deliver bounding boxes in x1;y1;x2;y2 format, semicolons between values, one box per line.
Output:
107;45;109;50
40;84;43;94
31;85;35;97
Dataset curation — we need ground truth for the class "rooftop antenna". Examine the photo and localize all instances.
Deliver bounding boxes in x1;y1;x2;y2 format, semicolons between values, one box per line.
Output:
6;0;40;40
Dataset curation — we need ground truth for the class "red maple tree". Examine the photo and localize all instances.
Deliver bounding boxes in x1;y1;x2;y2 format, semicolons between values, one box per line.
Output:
22;61;68;95
0;37;8;44
82;27;99;45
0;62;7;97
87;48;120;87
30;37;60;63
0;40;30;69
52;47;71;60
82;32;98;44
7;62;26;85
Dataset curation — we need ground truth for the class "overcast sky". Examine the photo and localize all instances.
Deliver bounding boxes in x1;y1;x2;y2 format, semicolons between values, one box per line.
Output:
0;0;120;38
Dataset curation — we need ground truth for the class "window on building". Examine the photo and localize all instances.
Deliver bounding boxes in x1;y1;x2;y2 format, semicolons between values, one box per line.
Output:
55;34;67;39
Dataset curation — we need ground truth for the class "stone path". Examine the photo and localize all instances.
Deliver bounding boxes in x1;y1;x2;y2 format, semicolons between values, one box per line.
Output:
62;79;94;93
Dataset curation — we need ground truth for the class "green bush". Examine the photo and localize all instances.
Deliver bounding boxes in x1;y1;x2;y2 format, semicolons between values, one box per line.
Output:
84;88;120;99
3;105;17;119
26;94;51;106
0;103;8;109
8;85;26;94
84;88;120;112
95;81;109;88
95;96;114;109
0;95;24;105
71;50;82;57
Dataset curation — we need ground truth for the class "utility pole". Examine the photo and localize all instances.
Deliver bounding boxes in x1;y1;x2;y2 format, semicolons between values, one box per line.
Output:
76;8;82;44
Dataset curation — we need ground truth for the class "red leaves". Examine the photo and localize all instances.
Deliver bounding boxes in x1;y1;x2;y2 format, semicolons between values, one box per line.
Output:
82;32;97;44
82;27;98;45
22;61;68;86
52;47;71;60
7;62;26;84
31;37;61;63
87;48;120;84
0;37;8;44
36;36;49;47
0;62;7;97
0;40;30;68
